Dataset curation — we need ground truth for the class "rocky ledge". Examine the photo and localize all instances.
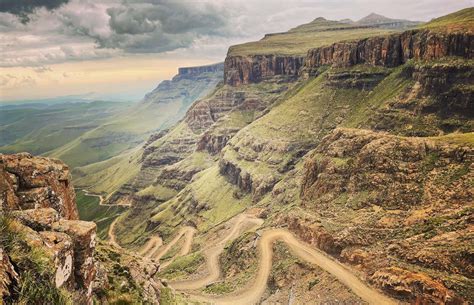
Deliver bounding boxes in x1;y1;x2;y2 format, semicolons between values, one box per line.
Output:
0;153;96;304
224;54;304;86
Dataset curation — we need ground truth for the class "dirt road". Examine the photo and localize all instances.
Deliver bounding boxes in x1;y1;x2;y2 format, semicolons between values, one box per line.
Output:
108;217;122;248
147;226;196;267
186;229;398;305
170;214;264;290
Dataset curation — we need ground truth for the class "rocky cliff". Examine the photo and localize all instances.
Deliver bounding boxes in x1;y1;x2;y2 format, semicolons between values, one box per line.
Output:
0;153;96;304
304;29;473;75
224;55;304;86
178;63;224;78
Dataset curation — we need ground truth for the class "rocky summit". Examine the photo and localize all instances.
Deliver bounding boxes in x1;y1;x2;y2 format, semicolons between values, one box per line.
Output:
1;6;473;305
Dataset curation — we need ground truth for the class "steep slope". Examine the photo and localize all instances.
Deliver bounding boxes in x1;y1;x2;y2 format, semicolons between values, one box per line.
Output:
50;63;223;168
104;8;472;304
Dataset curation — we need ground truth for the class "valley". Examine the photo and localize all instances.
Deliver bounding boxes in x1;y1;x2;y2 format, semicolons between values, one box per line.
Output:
1;7;473;305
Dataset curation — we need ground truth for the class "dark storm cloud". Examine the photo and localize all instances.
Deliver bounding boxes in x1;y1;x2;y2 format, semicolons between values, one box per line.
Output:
0;0;70;22
97;0;230;53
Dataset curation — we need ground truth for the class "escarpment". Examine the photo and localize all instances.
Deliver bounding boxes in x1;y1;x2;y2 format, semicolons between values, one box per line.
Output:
178;62;224;77
0;153;96;304
304;29;473;75
224;54;304;86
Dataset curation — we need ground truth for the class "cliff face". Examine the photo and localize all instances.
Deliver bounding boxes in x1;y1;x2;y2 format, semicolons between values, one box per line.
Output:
0;153;78;220
304;29;473;75
224;55;304;86
178;62;224;78
0;153;96;304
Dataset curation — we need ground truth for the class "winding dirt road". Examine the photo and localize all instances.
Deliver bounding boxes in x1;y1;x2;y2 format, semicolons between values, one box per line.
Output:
187;229;398;305
170;214;264;290
140;236;163;257
134;212;397;304
146;226;196;268
81;189;131;207
108;217;122;248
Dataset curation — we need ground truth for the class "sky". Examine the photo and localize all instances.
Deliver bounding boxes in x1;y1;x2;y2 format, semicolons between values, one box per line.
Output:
0;0;472;102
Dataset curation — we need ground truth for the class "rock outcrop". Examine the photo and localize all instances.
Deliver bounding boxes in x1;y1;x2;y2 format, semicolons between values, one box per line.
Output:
0;153;97;304
0;153;78;219
224;55;304;86
304;29;473;75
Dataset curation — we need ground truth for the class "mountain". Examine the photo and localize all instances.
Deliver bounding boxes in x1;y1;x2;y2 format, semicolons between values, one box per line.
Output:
2;7;473;305
355;12;422;28
102;8;473;304
0;153;164;303
0;63;223;171
48;63;223;168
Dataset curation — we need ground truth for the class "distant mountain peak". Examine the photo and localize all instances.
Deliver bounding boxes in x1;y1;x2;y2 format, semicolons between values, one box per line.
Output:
357;13;393;24
312;17;327;22
356;12;421;28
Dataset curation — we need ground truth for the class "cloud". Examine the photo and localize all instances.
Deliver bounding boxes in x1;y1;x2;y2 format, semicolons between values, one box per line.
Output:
1;0;472;68
92;0;231;53
33;66;52;73
0;74;36;88
0;0;70;23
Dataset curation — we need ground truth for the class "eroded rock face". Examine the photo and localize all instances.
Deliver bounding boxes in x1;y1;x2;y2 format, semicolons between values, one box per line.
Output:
0;153;78;220
225;55;304;86
304;30;473;75
0;153;97;304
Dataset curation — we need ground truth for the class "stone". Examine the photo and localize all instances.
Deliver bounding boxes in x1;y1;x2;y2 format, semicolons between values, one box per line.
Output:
0;153;78;220
13;208;59;231
0;248;19;300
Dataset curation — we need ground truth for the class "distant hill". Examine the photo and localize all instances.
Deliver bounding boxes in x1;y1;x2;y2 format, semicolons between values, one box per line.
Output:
355;12;421;28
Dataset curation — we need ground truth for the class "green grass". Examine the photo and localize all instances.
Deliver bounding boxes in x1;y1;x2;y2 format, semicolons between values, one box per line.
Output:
0;101;131;155
75;189;127;239
0;214;73;304
73;147;142;195
420;7;474;32
159;252;205;280
228;19;398;56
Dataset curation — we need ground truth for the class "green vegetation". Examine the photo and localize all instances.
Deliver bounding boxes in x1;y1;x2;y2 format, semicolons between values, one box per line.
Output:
228;18;397;56
73;147;142;195
203;282;234;295
420;7;474;31
0;214;73;304
159;287;200;305
75;189;128;239
159;252;205;280
93;242;146;304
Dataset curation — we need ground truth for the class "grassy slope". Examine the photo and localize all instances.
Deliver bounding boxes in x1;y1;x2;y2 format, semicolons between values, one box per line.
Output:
420;7;474;32
228;18;398;56
75;189;127;239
